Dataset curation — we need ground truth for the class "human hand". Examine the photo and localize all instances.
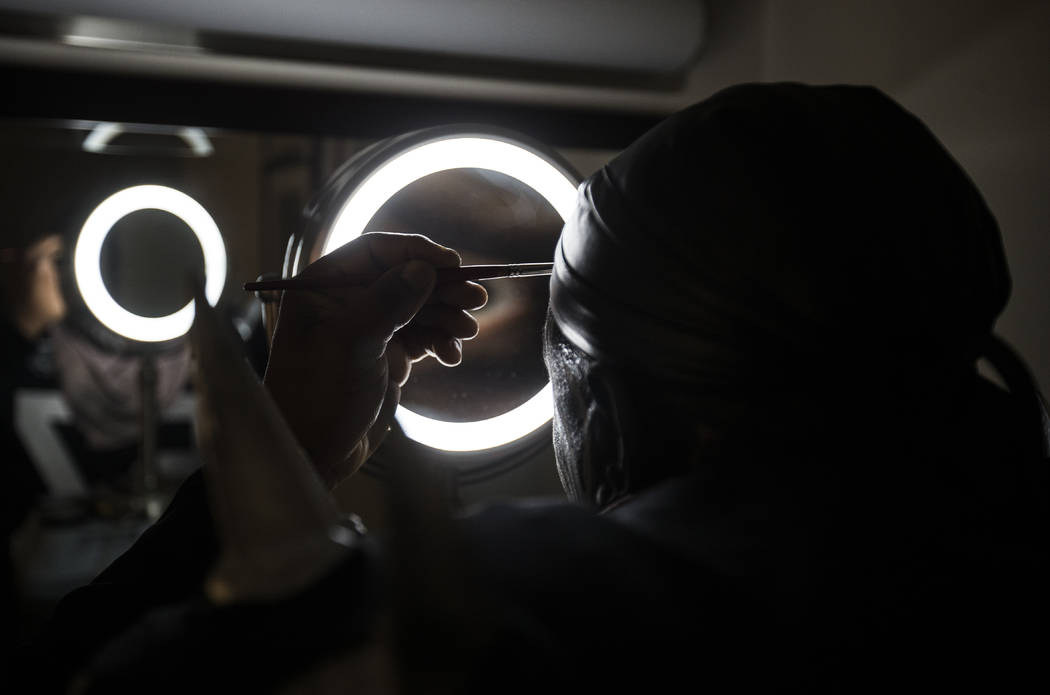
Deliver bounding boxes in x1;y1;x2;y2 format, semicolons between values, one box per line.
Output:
263;232;487;488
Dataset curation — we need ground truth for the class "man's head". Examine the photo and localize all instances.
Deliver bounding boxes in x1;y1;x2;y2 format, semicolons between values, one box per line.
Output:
545;83;1010;507
2;233;67;340
2;186;76;339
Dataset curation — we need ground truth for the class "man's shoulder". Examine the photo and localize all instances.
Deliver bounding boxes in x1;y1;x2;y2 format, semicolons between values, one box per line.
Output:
457;494;733;614
460;497;650;565
451;497;760;691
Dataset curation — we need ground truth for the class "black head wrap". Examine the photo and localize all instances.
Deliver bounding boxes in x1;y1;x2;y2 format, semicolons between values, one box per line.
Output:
551;83;1010;436
546;86;1048;660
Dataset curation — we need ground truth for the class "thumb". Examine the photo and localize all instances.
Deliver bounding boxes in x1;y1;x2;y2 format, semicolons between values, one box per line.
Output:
364;260;436;337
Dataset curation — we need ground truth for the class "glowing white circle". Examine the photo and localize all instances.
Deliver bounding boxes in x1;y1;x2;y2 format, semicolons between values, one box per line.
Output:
74;185;227;343
323;136;576;452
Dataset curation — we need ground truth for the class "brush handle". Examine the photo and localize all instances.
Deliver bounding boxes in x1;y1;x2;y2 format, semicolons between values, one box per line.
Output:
243;263;554;292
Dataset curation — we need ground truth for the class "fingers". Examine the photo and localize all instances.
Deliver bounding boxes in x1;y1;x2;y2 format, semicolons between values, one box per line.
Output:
399;326;463;366
429;337;463;367
297;232;460;281
279;232;479;373
403;301;478;367
412;304;479;340
362;261;436;337
386;339;412;388
432;280;488;310
364;233;461;270
364;270;478;367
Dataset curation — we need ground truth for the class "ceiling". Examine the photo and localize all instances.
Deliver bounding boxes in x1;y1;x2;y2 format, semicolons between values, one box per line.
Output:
0;0;707;98
0;2;710;147
0;0;705;73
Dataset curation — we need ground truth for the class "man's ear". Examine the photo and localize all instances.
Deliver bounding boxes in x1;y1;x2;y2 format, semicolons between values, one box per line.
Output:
584;365;637;508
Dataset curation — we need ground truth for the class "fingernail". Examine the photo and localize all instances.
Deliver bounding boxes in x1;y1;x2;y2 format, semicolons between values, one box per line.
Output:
401;261;434;291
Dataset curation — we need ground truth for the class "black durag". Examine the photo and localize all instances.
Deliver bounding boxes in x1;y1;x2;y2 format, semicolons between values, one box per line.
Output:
550;83;1018;449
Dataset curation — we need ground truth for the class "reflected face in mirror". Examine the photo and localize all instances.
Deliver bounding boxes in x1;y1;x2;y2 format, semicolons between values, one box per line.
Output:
6;234;67;340
363;168;562;423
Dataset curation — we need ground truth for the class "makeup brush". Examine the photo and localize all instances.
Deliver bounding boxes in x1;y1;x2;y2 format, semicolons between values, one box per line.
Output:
243;262;553;292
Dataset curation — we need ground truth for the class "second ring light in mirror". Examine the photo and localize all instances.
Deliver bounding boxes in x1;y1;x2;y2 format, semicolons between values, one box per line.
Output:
286;126;580;479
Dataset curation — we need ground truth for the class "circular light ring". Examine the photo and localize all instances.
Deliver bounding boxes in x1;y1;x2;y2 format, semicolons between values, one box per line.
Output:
74;185;227;343
396;385;555;453
322;134;578;452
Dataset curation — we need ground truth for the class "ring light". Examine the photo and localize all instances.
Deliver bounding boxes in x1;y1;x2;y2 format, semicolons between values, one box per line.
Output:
322;133;578;452
74;185;227;343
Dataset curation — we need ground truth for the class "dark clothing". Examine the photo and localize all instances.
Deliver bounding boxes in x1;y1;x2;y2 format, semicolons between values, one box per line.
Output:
14;472;218;693
1;320;44;537
22;471;758;694
17;374;1049;694
2;319;46;669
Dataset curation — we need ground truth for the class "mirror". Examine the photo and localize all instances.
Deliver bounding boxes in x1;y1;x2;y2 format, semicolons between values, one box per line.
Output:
366;168;562;423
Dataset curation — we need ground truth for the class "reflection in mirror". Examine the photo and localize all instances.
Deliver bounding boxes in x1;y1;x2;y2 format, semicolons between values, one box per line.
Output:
366;168;562;423
0;116;613;647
